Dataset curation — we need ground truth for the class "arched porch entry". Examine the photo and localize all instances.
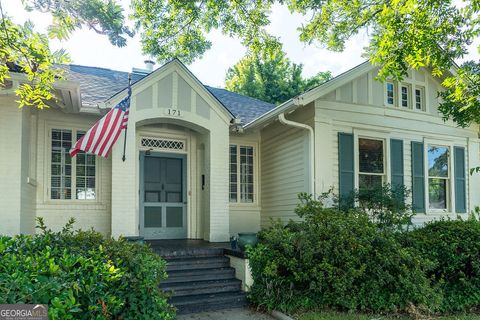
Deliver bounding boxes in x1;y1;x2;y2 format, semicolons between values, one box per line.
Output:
136;120;208;240
109;60;233;242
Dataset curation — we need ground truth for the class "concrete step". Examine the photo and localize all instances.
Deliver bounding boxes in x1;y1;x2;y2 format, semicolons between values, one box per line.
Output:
154;247;225;258
166;256;230;271
163;267;236;284
152;243;247;314
161;279;242;297
170;292;247;314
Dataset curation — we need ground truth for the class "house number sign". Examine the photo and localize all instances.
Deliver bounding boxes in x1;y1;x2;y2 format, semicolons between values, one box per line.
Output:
165;108;183;117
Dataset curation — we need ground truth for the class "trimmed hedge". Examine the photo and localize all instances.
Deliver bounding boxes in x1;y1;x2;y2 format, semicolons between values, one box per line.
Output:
0;218;175;320
247;204;438;313
248;194;480;315
408;219;480;312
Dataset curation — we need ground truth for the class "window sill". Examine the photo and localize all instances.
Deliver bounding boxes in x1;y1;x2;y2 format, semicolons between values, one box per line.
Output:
45;199;100;205
422;210;466;216
384;104;426;113
229;203;260;209
426;209;449;214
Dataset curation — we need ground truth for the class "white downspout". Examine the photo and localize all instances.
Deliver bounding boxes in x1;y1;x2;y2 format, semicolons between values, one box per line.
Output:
278;113;316;197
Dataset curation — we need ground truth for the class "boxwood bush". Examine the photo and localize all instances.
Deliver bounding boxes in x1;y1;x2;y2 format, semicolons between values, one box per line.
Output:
0;218;175;320
247;195;438;314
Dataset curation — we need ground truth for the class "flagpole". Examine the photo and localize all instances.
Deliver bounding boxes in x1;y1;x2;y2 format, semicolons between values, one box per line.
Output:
122;73;131;162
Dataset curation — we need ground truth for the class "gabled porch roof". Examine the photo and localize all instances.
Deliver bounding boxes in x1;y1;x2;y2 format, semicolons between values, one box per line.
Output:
55;59;276;125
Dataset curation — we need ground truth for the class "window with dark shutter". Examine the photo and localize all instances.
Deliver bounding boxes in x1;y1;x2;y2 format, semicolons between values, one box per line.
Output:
411;142;425;213
454;147;466;213
338;133;354;208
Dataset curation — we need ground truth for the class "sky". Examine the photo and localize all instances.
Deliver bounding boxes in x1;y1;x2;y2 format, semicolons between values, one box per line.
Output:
2;1;479;88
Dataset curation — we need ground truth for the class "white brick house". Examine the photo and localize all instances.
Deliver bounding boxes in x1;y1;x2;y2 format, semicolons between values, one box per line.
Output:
1;59;479;241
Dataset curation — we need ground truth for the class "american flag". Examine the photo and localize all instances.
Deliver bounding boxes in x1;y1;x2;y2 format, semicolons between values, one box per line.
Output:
70;84;131;158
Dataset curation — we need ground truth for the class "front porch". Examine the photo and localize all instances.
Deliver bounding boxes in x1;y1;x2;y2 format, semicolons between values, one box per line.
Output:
108;60;234;242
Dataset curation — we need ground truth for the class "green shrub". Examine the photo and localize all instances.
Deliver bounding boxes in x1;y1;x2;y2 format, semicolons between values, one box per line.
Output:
353;184;413;231
331;183;413;231
247;195;438;314
408;219;480;312
0;218;175;320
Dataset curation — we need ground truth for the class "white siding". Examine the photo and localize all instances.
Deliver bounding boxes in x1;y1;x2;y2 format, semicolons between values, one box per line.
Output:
260;108;311;226
314;66;480;223
0;97;24;235
20;107;36;234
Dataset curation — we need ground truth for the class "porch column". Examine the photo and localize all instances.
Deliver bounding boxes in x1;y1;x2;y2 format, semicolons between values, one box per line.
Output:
111;126;138;238
206;125;230;242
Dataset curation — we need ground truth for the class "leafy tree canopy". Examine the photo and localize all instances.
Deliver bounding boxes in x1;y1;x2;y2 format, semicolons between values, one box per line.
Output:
225;46;332;105
0;0;479;125
1;0;132;108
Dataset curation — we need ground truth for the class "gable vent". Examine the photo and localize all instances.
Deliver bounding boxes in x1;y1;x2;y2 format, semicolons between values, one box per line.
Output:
141;137;186;152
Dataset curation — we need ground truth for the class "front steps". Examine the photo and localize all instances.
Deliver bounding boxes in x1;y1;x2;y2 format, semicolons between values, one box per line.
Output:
159;248;247;314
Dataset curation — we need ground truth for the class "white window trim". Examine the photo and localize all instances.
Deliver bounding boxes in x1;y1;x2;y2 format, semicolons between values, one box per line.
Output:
349;133;464;215
414;86;426;111
400;84;411;108
45;123;100;203
353;130;391;191
357;137;387;190
139;136;188;154
384;71;429;113
384;81;397;107
424;140;455;214
229;141;259;207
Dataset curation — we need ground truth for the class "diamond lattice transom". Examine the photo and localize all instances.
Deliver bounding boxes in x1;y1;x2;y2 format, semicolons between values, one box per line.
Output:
141;138;185;151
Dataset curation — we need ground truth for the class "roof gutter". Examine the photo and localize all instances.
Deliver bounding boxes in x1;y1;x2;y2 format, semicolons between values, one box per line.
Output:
278;113;316;197
243;98;298;130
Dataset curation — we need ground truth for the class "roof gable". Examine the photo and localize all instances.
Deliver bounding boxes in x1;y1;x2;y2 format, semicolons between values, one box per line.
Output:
294;61;374;106
107;59;235;122
57;60;275;125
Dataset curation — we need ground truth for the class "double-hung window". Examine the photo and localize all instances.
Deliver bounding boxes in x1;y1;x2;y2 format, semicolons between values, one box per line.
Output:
358;138;385;191
50;128;96;200
427;145;449;210
229;144;254;203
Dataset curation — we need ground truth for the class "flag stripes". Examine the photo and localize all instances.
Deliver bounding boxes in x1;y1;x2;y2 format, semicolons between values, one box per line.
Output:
70;85;131;158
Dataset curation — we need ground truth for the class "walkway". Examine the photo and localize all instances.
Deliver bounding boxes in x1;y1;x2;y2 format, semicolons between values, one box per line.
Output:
176;307;274;320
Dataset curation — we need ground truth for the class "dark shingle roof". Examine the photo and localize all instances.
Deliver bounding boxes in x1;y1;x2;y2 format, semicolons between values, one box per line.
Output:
204;86;276;124
56;64;145;106
56;64;276;125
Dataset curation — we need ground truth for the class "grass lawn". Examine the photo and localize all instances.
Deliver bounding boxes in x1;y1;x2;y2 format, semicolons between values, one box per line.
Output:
297;312;480;320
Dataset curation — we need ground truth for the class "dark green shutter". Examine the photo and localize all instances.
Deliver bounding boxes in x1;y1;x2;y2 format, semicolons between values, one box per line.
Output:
338;133;354;208
390;139;404;189
411;142;425;213
454;147;466;213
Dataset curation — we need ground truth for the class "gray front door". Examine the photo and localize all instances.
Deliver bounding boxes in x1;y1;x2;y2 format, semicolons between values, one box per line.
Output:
140;152;187;239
